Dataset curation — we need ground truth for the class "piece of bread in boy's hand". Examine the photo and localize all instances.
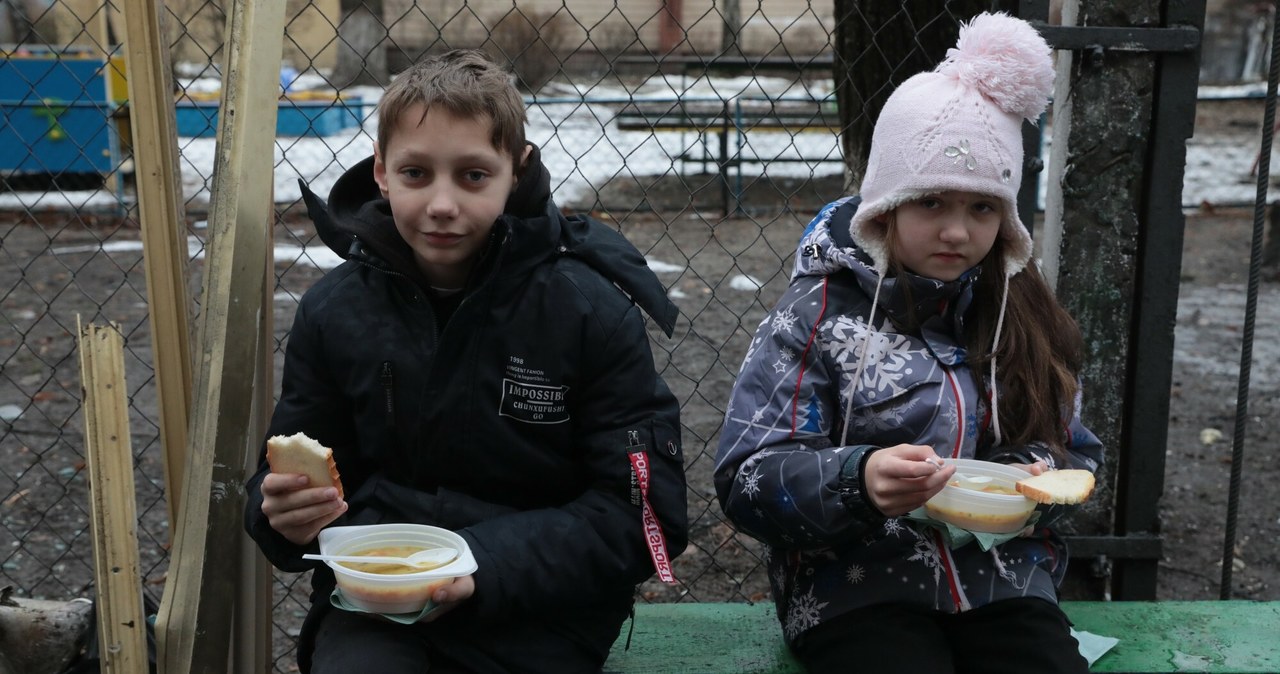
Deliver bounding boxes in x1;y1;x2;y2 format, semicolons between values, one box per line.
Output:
1015;469;1094;505
266;432;343;498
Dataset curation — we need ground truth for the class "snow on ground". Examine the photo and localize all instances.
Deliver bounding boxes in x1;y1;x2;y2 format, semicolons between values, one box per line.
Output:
1;75;1275;292
0;76;1267;212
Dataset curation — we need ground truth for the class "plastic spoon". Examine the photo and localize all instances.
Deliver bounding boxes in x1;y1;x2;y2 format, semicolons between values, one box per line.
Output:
303;547;458;569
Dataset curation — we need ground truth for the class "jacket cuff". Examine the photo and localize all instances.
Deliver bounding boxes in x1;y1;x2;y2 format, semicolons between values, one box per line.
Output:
985;443;1053;467
838;446;887;526
248;512;320;573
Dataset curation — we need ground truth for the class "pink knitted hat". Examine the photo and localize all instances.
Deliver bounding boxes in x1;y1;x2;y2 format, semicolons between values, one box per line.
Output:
850;12;1054;276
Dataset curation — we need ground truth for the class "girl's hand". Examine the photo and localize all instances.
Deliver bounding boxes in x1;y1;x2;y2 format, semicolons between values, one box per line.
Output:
1005;461;1048;536
864;444;956;517
1009;460;1049;476
422;575;475;622
259;472;348;545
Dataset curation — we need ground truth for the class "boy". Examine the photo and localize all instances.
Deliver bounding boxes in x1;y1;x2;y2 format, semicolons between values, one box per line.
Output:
244;49;688;674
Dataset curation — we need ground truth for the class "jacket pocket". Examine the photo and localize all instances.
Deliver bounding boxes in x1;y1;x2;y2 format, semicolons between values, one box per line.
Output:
649;419;683;466
842;372;944;446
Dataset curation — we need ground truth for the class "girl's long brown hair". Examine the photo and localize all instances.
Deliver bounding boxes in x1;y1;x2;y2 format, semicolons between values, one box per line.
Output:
884;217;1083;457
967;244;1083;457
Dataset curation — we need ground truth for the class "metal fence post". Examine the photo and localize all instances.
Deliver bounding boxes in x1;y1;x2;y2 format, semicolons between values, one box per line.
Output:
1041;0;1205;599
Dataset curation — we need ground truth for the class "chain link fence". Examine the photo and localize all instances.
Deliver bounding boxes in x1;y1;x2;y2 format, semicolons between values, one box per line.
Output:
2;1;1039;670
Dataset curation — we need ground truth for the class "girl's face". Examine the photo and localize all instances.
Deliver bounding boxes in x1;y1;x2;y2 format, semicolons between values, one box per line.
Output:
885;191;1002;282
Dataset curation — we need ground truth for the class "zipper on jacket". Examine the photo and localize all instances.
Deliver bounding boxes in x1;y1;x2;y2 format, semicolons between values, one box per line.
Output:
357;256;442;347
943;366;966;459
940;366;969;612
935;529;971;611
380;360;395;429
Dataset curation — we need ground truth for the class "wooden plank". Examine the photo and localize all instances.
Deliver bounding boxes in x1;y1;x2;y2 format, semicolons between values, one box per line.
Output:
233;197;276;674
118;0;194;531
153;0;285;670
77;319;149;674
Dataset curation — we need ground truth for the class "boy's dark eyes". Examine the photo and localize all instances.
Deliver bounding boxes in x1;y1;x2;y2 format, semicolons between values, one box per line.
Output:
396;167;490;183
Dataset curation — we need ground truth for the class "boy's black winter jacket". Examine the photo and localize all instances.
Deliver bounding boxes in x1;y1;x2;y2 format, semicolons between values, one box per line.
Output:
244;147;688;673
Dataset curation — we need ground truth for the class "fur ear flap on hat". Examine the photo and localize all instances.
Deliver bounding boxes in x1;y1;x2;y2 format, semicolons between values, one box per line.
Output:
849;12;1053;277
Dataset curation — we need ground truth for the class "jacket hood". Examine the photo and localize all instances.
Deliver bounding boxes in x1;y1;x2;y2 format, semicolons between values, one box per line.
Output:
297;144;678;337
802;196;1014;442
794;196;980;323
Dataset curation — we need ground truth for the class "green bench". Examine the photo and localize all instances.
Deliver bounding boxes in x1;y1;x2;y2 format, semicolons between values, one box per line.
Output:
604;601;1280;673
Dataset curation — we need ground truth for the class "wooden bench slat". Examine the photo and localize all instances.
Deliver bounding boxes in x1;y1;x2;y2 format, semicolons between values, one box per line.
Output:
603;603;801;674
605;601;1280;674
1065;601;1280;673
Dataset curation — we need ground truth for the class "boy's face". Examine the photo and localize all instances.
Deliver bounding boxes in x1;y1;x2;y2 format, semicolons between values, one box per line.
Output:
373;104;527;288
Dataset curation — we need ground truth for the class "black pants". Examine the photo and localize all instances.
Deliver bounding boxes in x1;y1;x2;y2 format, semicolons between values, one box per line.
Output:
308;608;470;674
305;604;606;674
793;598;1090;674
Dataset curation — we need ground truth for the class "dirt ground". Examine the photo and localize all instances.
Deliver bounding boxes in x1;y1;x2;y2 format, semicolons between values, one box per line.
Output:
1160;204;1280;601
0;98;1277;670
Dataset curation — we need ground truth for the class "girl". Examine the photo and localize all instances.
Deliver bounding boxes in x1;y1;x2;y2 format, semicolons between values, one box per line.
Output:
714;13;1102;674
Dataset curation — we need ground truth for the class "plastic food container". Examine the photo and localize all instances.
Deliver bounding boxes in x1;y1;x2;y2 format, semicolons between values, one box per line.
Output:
924;459;1037;534
317;524;478;614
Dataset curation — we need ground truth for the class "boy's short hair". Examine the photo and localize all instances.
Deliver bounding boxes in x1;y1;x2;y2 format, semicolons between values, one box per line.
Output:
377;49;527;171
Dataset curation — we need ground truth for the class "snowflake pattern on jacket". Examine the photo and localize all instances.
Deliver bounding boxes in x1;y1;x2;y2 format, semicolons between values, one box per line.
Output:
714;197;1104;645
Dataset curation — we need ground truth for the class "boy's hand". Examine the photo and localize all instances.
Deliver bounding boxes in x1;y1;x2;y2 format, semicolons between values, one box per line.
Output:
864;444;956;517
422;575;475;623
259;472;348;545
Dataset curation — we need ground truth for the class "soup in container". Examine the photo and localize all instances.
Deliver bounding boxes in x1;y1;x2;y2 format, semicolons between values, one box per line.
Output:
317;523;477;614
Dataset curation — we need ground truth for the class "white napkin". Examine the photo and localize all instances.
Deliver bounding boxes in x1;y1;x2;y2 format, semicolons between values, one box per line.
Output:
1071;627;1120;666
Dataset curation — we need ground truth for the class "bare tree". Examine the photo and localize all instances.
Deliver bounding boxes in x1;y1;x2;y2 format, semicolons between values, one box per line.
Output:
1;0;59;45
720;0;741;54
330;0;387;88
831;1;998;190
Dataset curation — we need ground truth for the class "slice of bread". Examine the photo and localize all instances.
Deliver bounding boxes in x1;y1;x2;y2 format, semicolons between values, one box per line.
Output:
1015;469;1095;505
266;432;343;498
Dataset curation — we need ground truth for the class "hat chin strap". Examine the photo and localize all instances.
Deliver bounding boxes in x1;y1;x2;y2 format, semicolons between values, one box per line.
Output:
840;274;884;447
840;269;1010;449
989;276;1010;445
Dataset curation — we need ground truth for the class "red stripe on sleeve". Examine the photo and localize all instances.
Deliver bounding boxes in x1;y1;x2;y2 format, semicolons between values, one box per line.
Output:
790;279;829;437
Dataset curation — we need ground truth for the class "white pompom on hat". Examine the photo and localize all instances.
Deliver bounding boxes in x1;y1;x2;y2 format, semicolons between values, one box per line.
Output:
849;12;1054;276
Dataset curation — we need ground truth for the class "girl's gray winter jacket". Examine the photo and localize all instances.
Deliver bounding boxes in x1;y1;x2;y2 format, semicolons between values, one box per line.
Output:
714;197;1103;644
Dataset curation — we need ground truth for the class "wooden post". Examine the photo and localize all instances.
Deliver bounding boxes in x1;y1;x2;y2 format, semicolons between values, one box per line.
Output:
153;0;284;669
77;319;149;674
118;0;194;531
234;197;276;674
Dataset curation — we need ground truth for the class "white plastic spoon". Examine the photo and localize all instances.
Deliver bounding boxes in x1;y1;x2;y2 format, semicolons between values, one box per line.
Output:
303;547;458;569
